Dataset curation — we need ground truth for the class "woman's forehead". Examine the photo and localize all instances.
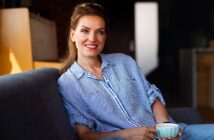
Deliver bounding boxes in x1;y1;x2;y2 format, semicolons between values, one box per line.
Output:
76;15;106;29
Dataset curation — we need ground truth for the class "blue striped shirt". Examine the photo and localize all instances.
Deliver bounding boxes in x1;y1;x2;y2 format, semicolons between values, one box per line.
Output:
57;53;166;132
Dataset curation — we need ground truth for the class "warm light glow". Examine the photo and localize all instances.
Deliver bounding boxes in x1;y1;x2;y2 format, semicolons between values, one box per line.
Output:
9;50;22;74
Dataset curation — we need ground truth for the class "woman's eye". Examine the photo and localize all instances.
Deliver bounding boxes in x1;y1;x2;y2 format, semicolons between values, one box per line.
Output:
97;30;105;35
81;29;89;33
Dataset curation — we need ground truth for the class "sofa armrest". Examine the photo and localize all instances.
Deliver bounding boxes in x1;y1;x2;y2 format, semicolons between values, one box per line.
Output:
168;107;203;124
0;68;75;140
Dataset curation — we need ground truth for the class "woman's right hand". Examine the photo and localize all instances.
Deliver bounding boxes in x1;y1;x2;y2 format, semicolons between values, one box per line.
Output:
75;124;157;140
124;126;156;140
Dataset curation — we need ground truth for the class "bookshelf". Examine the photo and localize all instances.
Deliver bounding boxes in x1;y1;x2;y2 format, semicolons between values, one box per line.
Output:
180;48;214;107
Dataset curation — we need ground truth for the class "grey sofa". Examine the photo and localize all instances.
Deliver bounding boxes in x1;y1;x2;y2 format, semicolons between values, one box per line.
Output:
0;68;202;140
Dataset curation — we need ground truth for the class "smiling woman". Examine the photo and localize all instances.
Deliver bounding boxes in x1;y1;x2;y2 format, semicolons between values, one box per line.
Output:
69;15;107;61
57;2;214;140
60;3;109;74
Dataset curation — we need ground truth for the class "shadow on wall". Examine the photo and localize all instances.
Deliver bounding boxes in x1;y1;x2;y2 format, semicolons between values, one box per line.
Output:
0;47;12;75
0;11;12;74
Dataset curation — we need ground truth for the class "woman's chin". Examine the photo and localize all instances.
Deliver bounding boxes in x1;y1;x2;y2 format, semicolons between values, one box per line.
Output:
84;53;100;58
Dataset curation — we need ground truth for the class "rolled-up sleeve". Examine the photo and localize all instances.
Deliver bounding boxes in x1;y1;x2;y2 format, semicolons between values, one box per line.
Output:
138;67;166;106
146;82;166;106
63;98;96;130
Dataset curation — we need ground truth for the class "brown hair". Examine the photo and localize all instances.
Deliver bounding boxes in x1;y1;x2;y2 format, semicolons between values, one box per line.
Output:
60;2;109;74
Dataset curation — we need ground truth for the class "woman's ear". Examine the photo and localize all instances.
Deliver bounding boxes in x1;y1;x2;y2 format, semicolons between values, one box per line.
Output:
69;29;75;42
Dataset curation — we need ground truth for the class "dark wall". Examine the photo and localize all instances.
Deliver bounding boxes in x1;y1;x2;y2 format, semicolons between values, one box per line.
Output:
28;0;135;58
2;0;214;56
1;0;214;106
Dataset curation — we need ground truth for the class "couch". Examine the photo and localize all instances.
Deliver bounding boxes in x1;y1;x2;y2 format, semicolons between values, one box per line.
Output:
0;68;203;140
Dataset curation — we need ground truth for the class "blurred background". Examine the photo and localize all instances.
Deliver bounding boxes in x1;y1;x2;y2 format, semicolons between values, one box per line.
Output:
1;0;214;123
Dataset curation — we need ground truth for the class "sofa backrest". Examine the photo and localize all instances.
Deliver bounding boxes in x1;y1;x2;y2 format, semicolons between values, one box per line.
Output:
0;68;75;140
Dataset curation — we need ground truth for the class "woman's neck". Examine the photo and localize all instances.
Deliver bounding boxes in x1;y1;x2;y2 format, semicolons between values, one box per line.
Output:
77;56;103;80
77;56;101;70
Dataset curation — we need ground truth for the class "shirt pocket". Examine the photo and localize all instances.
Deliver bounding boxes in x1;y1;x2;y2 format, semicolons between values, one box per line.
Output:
118;76;137;94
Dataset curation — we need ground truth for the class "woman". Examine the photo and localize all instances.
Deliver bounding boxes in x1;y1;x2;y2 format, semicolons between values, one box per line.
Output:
57;2;214;140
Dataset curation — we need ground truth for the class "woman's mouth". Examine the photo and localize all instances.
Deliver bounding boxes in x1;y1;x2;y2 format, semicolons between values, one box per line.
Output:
85;44;97;49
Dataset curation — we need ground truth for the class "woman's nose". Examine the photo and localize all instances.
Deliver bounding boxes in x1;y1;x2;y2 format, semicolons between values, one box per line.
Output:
88;32;96;42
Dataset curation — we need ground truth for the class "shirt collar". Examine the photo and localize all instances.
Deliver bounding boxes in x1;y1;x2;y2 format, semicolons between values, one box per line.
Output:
68;54;115;79
69;61;85;79
100;54;115;69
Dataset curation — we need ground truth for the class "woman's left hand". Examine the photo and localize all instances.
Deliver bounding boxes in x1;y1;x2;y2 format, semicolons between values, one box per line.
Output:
159;128;182;140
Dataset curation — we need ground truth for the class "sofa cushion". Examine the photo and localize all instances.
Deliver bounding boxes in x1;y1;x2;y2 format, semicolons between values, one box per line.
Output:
0;68;75;140
168;107;203;124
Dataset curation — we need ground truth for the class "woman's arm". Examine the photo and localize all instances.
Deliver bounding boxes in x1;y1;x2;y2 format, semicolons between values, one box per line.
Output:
75;124;156;140
152;99;183;140
152;99;169;123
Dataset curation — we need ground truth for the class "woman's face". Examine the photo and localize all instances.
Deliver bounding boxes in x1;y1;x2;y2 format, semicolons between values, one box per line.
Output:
70;15;107;59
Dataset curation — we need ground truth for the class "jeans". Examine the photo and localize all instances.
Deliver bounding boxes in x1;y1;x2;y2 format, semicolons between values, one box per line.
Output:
101;124;214;140
183;124;214;140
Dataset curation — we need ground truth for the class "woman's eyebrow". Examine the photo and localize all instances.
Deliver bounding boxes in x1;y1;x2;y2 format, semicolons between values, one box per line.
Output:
97;28;105;30
81;25;105;30
81;25;90;29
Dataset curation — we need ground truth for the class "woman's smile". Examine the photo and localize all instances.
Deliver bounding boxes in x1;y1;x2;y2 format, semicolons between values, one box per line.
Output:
70;15;107;58
85;44;97;49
